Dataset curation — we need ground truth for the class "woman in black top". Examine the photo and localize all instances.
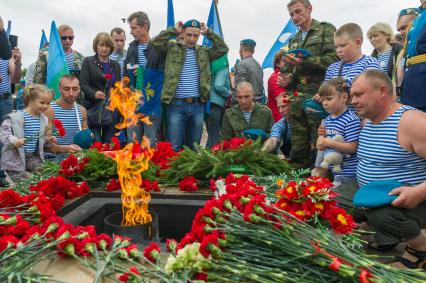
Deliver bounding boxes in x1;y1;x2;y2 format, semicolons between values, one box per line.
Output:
80;32;121;143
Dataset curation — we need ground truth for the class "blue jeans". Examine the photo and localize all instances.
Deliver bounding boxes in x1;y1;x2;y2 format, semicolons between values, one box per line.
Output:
127;115;160;147
166;98;204;151
0;96;13;178
206;104;224;148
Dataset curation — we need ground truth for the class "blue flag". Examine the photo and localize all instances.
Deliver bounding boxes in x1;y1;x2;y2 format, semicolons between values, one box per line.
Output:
39;29;48;50
167;0;175;28
46;21;69;99
261;19;297;69
5;21;11;37
202;0;223;47
137;67;164;117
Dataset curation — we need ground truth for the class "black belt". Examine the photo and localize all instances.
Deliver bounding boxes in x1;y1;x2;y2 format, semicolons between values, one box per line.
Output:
174;97;201;103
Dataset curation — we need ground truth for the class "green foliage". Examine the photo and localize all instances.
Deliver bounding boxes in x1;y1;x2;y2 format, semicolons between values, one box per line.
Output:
161;140;294;185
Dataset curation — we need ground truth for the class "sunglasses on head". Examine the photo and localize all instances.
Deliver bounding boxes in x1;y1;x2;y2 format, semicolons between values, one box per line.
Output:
60;36;74;41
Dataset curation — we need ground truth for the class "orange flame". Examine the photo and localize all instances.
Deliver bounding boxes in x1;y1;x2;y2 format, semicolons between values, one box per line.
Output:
115;139;154;226
108;77;151;130
107;78;154;226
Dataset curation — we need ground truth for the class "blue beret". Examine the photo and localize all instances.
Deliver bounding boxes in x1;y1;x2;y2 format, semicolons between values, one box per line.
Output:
73;129;94;149
242;129;267;140
182;19;201;29
353;180;402;208
240;39;256;46
399;8;420;18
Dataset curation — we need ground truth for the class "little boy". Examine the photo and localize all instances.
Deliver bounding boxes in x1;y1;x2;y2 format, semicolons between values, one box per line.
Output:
324;23;380;87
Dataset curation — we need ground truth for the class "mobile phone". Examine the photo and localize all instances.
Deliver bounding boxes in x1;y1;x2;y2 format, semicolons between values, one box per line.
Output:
9;35;18;49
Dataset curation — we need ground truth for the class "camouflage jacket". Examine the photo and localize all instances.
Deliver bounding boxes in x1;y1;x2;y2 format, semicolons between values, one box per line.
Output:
33;48;85;84
220;103;274;140
282;19;338;96
150;27;229;104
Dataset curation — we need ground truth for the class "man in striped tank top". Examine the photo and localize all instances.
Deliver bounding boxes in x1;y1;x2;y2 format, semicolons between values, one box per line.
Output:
0;47;21;186
151;19;228;151
44;75;87;155
33;25;84;84
334;69;426;268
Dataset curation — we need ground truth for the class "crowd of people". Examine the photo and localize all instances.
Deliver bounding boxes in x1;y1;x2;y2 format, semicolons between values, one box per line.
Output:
1;0;426;269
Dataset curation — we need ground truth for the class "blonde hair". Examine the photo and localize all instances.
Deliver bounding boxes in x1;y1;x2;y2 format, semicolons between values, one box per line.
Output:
367;22;394;43
335;23;363;41
22;84;52;107
93;32;114;54
57;24;73;35
319;77;350;99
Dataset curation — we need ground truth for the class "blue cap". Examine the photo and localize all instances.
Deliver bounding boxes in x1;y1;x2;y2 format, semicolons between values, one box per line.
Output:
182;19;201;29
399;7;420;18
240;39;256;46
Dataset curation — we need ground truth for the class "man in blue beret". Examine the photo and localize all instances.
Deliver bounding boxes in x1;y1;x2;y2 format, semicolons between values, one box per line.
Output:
232;39;264;105
395;8;420;96
401;0;426;112
151;19;228;151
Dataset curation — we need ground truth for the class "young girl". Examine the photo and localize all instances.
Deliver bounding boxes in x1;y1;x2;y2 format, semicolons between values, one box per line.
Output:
0;84;54;183
314;77;361;185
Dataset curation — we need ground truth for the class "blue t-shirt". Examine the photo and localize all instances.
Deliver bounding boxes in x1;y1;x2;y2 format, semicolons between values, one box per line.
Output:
137;43;148;67
270;118;291;143
323;108;361;177
64;52;74;71
325;55;380;87
0;59;10;95
23;111;41;153
376;49;392;74
175;48;200;98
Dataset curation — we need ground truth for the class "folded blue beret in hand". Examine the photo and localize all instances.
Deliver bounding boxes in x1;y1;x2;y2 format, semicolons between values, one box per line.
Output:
73;129;94;149
353;180;402;208
242;129;267;140
303;99;329;119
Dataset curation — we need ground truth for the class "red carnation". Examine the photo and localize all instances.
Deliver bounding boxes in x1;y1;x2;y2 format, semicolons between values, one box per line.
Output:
104;73;113;80
143;242;160;263
106;178;121;192
166;239;177;253
118;272;129;283
179;176;199;192
53;119;66;137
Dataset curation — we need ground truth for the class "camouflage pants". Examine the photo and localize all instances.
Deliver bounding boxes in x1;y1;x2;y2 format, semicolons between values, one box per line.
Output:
289;93;322;168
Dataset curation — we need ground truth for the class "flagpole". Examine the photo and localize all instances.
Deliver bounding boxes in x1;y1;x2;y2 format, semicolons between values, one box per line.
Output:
213;0;223;38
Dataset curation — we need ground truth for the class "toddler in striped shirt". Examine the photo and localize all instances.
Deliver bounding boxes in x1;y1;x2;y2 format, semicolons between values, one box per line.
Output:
314;78;361;185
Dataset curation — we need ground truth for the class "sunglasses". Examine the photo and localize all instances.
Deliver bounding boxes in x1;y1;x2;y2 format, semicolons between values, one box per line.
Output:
60;36;74;41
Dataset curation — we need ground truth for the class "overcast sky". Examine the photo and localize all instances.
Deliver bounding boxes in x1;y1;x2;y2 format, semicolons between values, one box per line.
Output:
2;0;421;69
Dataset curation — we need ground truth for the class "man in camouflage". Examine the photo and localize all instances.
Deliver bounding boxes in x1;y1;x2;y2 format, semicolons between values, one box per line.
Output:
33;24;84;84
150;19;228;151
221;82;273;140
278;0;338;168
